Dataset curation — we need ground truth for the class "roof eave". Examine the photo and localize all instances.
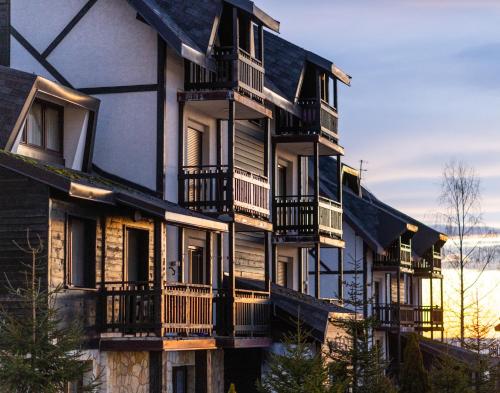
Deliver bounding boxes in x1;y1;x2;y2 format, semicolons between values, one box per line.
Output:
225;0;280;32
306;52;351;86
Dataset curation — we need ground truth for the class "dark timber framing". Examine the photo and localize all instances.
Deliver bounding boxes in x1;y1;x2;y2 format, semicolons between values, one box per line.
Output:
40;0;99;58
10;27;73;88
156;36;166;195
78;84;158;95
0;0;10;66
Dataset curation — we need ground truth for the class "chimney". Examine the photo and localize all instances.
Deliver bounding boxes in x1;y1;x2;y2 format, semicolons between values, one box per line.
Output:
0;0;10;66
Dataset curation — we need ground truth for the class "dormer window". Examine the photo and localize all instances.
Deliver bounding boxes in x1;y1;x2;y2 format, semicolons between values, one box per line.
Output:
22;99;63;155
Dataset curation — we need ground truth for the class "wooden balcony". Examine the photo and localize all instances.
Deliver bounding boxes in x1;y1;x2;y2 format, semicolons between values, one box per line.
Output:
374;243;413;272
179;165;270;222
414;306;444;332
184;47;265;104
413;252;442;276
276;99;338;142
100;281;213;337
373;304;443;331
234;289;271;337
273;195;343;246
373;304;415;328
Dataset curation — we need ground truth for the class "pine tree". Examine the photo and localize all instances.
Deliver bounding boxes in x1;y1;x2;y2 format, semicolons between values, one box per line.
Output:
0;232;99;393
227;383;237;393
429;353;472;393
400;333;430;393
326;243;397;393
257;319;332;393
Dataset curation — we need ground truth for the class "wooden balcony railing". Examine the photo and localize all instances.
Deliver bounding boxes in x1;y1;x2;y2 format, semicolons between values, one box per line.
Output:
179;165;270;219
374;242;413;270
413;251;442;272
414;306;443;329
100;281;213;336
234;289;271;337
184;46;265;103
275;98;338;142
273;195;342;238
373;303;415;327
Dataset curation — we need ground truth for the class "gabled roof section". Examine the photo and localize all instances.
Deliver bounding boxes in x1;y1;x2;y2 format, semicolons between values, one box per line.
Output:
319;157;416;253
0;66;100;171
0;151;227;232
0;67;37;150
128;0;278;68
271;284;353;343
363;187;447;256
264;31;351;103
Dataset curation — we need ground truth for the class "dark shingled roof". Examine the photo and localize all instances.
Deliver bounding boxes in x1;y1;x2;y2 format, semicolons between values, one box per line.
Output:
271;284;354;343
0;66;36;149
318;157;446;255
318;157;415;253
0;150;227;232
264;31;307;102
128;0;278;67
264;31;351;103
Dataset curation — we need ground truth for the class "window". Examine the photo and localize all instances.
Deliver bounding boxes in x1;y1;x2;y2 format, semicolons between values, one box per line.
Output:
277;255;293;288
22;99;63;154
173;366;188;393
126;228;149;282
67;217;96;288
188;246;205;285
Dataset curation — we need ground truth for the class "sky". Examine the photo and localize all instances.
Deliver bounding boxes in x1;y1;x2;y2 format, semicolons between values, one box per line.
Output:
256;0;500;228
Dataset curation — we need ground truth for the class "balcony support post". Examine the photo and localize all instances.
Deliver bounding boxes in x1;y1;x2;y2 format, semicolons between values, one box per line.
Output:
98;216;106;330
178;101;185;204
228;222;236;336
178;227;185;283
338;247;344;302
430;275;434;339
440;277;444;341
264;231;271;292
153;219;164;337
216;119;222;166
232;7;239;85
271;140;277;228
396;269;401;377
206;231;213;287
216;232;224;336
314;243;321;299
313;141;319;234
333;77;338;110
298;247;303;294
228;100;235;211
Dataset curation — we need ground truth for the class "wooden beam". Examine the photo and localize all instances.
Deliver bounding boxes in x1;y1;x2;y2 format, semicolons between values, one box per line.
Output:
315;243;320;299
156;36;166;196
228;222;236;336
178;227;184;283
264;231;270;292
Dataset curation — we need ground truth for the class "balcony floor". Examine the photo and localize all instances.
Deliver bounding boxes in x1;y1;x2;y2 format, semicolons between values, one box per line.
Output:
99;336;217;351
273;233;344;248
178;90;272;119
272;134;344;156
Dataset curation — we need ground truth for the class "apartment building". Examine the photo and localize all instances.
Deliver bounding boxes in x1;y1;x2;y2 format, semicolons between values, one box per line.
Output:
318;158;447;375
0;0;357;392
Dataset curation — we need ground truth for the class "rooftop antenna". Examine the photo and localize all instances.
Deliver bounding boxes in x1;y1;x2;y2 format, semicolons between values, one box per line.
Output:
358;159;368;197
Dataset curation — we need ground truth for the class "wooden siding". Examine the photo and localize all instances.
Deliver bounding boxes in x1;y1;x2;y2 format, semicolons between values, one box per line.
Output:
0;167;49;299
235;232;265;281
0;0;9;66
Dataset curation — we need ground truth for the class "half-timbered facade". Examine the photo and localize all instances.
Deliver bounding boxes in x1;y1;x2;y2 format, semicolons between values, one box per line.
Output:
0;0;449;391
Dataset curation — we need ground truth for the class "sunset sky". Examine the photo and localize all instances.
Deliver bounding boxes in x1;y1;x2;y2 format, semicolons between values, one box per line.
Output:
258;0;500;228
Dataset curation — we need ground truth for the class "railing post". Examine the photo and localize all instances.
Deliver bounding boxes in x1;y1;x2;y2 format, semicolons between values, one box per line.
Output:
153;219;164;337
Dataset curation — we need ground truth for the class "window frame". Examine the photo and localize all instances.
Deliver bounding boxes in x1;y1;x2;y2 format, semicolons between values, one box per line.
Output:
66;215;97;290
172;366;188;393
123;225;150;283
21;98;64;155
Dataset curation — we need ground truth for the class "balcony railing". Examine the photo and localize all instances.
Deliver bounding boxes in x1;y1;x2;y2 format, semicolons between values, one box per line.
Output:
413;251;442;273
373;303;415;327
184;47;265;103
273;195;342;239
100;281;213;336
374;242;413;270
234;289;271;337
179;165;270;219
414;306;444;329
275;98;338;142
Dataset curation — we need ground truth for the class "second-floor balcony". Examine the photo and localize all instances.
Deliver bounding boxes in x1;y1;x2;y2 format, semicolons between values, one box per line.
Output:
413;251;442;275
179;165;270;221
100;281;213;337
374;242;413;271
373;304;443;331
276;99;339;143
184;47;265;104
273;195;342;244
